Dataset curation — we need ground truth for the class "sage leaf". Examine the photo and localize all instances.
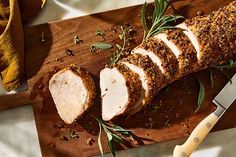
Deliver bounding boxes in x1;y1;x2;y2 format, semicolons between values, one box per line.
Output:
108;140;116;157
111;134;123;143
91;42;113;52
98;123;104;156
141;1;147;40
209;68;214;88
107;132;113;141
195;77;205;112
111;126;132;134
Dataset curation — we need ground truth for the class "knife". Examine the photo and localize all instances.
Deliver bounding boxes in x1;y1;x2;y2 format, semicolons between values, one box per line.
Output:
173;73;236;157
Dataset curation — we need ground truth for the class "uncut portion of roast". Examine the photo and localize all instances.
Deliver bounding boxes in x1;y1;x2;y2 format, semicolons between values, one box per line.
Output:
49;64;96;124
100;1;236;121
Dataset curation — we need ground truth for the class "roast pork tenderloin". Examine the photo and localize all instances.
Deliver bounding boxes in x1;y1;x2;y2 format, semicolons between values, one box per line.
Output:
100;1;236;121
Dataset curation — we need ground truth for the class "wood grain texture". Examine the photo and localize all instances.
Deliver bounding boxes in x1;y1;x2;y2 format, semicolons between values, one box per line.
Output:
1;0;236;156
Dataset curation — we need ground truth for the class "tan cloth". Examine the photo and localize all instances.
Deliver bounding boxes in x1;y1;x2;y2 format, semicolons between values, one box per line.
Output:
0;0;45;91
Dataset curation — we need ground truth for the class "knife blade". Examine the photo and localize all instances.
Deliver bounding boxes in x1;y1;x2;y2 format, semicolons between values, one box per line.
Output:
173;73;236;157
213;74;236;118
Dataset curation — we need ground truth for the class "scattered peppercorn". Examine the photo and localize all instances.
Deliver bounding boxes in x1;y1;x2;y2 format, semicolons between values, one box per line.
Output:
60;135;68;141
65;49;75;56
87;138;95;146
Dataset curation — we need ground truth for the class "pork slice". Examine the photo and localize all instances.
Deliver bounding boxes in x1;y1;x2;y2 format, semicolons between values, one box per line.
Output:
156;29;198;76
134;38;179;83
49;64;96;124
100;64;141;121
154;33;181;58
120;53;162;115
176;23;201;61
132;48;165;73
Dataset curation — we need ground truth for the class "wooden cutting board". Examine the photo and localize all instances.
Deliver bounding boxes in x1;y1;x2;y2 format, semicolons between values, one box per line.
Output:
0;0;236;156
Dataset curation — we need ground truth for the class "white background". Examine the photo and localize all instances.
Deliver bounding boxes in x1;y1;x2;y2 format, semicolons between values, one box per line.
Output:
0;0;235;156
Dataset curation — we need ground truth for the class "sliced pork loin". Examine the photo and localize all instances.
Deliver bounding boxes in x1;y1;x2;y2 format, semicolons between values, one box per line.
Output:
101;2;236;121
49;64;96;124
155;29;198;77
120;53;162;115
100;64;141;121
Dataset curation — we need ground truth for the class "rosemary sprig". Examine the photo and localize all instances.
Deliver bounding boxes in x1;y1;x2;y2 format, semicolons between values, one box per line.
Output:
195;77;205;112
108;26;128;66
141;1;148;41
216;59;236;70
141;0;184;41
91;115;133;157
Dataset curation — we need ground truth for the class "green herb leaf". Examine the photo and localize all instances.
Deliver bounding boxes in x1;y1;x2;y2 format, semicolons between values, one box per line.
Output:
91;115;134;157
108;139;116;157
217;60;236;69
96;29;105;36
115;44;122;50
107;131;113;141
195;77;205;112
91;42;113;52
92;42;112;49
74;36;83;44
70;130;79;139
98;123;104;156
141;1;147;40
209;68;214;88
110;125;132;134
105;131;116;157
111;133;123;143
